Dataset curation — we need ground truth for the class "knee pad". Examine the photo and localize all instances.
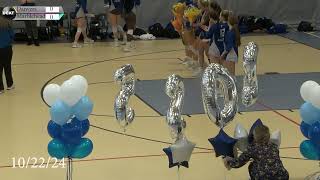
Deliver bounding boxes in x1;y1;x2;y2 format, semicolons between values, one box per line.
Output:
112;26;118;33
77;27;82;33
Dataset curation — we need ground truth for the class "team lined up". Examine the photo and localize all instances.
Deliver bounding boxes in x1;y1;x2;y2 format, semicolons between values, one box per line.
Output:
175;0;241;76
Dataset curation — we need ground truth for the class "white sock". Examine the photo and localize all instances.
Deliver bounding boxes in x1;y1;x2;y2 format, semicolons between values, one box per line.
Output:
127;29;134;36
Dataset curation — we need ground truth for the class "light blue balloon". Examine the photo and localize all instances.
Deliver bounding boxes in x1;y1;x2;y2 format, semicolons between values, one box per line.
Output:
300;102;320;125
50;100;72;125
48;139;68;159
300;140;320;160
71;138;93;159
73;96;93;121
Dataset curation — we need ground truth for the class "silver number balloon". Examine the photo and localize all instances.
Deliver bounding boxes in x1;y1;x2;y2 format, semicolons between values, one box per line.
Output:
165;74;186;140
114;64;135;131
202;63;238;128
242;42;259;107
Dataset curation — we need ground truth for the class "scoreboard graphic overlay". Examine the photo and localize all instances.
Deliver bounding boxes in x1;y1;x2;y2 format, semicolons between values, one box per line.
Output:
2;6;64;20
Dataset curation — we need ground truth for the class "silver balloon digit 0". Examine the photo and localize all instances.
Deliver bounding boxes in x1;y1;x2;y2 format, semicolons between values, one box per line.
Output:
242;42;258;107
114;64;135;132
202;63;238;128
165;74;186;141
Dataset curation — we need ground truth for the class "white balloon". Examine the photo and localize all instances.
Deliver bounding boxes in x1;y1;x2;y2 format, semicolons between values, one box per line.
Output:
70;75;88;96
43;84;60;106
60;80;83;106
310;85;320;109
234;123;248;139
300;81;319;102
270;130;281;147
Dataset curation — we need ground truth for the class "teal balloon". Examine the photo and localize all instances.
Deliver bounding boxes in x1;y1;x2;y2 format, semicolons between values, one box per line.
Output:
48;139;68;159
300;140;320;160
300;102;320;125
50;100;72;126
71;138;93;159
73;96;93;121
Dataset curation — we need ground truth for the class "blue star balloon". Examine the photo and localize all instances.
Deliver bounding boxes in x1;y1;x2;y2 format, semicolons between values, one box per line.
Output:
208;129;237;157
163;147;189;168
248;119;263;143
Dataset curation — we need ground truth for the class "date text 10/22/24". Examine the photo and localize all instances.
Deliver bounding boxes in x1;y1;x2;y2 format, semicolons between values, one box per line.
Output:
12;157;65;168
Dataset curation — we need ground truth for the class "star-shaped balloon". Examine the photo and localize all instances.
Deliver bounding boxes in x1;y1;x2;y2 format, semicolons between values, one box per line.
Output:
208;129;237;157
163;138;196;168
248;119;263;143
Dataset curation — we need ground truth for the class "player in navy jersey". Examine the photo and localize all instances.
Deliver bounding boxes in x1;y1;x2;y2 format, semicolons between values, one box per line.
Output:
199;0;222;66
72;0;94;48
220;13;241;76
105;0;127;47
203;11;221;64
122;0;140;51
218;10;230;52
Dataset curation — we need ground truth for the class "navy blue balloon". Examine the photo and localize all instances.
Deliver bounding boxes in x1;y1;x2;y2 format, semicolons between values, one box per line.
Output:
300;121;311;139
208;129;237;157
248;119;263;143
309;122;320;145
61;117;82;145
80;119;90;136
47;120;62;139
73;96;93;121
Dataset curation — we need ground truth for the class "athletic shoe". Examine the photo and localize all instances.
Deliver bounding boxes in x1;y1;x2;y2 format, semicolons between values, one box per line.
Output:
123;43;131;52
84;38;94;44
123;41;136;52
7;84;15;90
34;39;40;46
114;39;120;47
72;43;82;48
181;57;191;64
27;38;32;46
0;90;4;94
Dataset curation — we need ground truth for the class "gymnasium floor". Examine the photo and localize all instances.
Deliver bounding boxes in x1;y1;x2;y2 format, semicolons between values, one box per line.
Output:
0;34;320;180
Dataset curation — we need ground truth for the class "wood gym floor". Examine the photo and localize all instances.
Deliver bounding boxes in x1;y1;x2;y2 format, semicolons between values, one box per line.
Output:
0;34;320;180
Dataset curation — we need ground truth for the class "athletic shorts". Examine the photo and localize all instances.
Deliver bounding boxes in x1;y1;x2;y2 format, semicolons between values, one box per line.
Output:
208;42;220;59
109;3;122;15
226;48;238;62
76;8;85;18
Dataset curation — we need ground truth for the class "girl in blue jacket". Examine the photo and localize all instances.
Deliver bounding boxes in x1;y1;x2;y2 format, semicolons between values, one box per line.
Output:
73;0;94;48
0;14;15;93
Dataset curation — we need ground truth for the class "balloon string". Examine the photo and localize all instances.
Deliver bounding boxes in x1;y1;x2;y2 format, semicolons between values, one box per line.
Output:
66;158;73;180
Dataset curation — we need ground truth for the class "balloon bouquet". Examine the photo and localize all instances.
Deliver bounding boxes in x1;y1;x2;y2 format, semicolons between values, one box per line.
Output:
202;42;262;157
114;64;136;132
43;75;94;180
299;81;320;161
163;74;196;179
